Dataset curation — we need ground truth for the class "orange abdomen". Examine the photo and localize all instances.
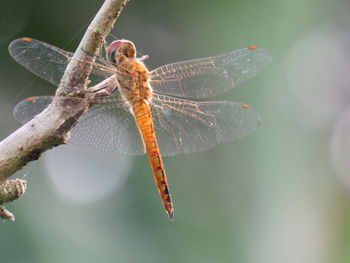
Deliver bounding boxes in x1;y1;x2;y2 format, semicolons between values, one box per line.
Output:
132;101;174;219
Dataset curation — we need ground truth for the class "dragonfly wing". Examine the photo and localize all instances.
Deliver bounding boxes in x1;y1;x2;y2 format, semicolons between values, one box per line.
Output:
8;38;115;86
13;96;54;123
150;47;271;98
151;94;261;156
13;95;145;155
9;38;72;86
69;95;145;155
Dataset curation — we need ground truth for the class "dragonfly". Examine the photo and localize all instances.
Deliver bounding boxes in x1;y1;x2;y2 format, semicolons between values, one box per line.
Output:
9;37;271;219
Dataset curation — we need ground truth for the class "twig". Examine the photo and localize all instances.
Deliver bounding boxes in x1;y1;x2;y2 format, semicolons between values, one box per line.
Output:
0;179;27;203
0;179;26;221
0;0;129;219
0;206;15;221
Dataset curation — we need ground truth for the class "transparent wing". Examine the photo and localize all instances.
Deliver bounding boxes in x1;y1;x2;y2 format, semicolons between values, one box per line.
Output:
13;95;145;155
8;38;116;86
13;96;54;123
151;93;261;156
13;93;259;157
9;38;71;86
149;46;271;98
69;94;145;155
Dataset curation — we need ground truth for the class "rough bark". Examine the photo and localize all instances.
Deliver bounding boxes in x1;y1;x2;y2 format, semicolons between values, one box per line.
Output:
0;0;129;221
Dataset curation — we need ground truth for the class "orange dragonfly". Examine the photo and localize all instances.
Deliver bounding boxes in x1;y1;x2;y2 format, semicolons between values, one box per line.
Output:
9;37;271;219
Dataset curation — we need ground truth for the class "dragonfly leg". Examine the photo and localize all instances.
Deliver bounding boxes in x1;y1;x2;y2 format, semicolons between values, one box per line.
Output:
87;74;119;96
139;55;149;61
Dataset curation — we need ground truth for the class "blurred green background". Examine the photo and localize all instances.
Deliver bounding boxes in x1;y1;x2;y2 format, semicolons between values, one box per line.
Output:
1;0;350;262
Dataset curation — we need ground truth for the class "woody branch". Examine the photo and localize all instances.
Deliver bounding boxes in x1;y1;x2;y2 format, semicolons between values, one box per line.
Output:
0;0;129;221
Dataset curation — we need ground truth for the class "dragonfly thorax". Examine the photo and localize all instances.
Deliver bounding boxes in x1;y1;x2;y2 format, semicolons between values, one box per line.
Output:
117;59;152;104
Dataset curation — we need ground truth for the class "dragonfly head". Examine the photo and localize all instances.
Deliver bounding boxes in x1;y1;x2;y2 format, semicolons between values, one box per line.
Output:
107;40;136;64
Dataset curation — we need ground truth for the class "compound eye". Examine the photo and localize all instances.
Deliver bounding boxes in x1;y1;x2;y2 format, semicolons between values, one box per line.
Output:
123;42;136;58
107;40;124;62
109;49;117;63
